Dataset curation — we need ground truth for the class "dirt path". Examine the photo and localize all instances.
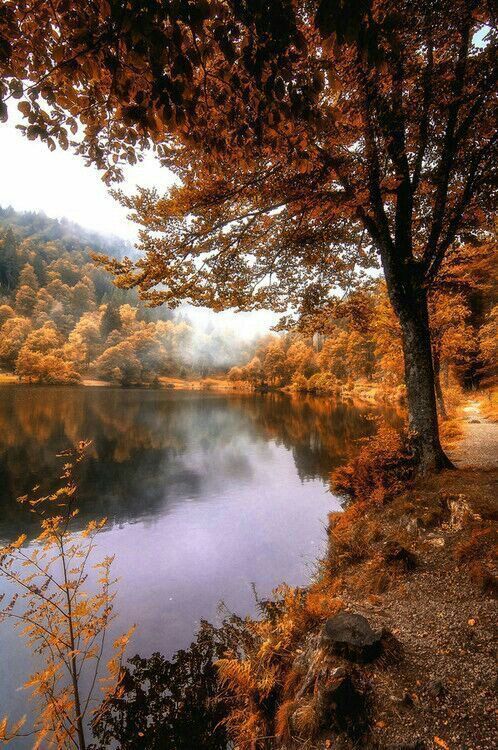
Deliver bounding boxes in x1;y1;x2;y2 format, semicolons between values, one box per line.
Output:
449;398;498;469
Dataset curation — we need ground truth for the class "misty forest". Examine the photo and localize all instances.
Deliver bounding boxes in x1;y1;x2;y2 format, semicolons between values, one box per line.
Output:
0;2;496;750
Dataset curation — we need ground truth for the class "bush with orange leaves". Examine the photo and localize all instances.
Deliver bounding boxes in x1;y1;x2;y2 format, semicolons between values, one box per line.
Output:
332;425;417;505
215;584;343;748
0;443;134;750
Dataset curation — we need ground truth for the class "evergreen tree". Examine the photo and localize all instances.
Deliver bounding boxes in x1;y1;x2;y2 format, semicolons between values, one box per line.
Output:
0;228;21;290
18;263;39;291
100;302;122;339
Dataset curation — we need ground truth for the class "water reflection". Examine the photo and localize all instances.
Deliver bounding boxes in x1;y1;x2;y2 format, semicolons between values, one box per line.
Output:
0;386;403;735
0;387;401;539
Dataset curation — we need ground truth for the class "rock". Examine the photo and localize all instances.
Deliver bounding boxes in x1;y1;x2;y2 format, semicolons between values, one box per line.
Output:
427;535;445;547
406;517;422;535
427;679;447;698
383;541;417;570
329;665;348;683
321;612;383;663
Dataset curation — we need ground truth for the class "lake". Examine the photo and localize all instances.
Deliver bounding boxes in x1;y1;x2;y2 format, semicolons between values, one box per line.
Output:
0;386;400;736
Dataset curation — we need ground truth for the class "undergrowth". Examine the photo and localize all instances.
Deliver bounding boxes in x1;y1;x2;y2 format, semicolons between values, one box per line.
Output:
331;425;417;503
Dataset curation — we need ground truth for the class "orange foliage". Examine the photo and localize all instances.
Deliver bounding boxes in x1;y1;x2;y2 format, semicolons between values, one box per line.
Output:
332;426;417;503
0;443;132;749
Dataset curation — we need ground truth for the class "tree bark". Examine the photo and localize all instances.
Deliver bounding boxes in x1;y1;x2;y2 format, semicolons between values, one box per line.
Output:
432;345;448;420
397;283;453;471
382;257;453;473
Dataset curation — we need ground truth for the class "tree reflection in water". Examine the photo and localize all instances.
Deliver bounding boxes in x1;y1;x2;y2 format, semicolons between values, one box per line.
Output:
0;386;402;540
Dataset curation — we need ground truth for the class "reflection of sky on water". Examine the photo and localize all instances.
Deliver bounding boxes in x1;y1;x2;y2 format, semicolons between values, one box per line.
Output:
0;387;402;538
103;442;331;661
0;387;401;736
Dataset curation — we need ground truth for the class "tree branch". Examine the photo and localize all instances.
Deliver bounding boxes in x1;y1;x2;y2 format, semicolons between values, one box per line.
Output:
425;131;498;285
423;17;471;268
412;39;434;192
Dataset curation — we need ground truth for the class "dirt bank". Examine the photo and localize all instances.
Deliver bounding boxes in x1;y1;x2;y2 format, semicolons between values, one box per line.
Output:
449;398;498;470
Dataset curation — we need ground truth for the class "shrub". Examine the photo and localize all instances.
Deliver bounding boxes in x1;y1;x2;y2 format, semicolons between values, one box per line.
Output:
332;426;417;504
307;370;338;394
328;507;381;566
227;365;244;382
0;443;129;749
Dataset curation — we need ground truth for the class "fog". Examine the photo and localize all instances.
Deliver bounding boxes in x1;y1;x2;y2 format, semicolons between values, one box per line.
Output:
183;306;277;341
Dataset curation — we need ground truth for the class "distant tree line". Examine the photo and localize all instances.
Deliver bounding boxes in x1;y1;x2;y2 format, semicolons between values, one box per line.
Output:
1;209;494;393
230;242;497;413
0;208;254;385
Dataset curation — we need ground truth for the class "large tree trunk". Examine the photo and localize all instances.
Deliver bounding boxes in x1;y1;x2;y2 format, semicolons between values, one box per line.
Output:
383;257;453;473
396;283;453;472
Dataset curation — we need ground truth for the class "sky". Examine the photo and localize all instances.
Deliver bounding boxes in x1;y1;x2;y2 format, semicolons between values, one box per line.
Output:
0;112;172;241
0;114;276;336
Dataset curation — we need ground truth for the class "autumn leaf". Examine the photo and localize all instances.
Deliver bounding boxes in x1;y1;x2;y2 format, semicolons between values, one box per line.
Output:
434;737;450;750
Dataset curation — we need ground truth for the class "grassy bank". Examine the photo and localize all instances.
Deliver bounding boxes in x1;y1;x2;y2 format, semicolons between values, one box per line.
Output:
0;372;237;391
158;376;241;391
0;372;400;402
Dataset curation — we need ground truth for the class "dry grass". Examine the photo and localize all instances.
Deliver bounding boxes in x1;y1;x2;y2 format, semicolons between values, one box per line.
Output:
159;376;243;391
328;506;382;566
454;525;496;562
275;696;321;743
341;379;406;406
0;371;242;391
332;425;417;504
439;415;464;449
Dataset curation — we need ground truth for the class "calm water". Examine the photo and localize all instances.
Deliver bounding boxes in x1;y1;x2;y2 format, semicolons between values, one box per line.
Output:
0;386;400;734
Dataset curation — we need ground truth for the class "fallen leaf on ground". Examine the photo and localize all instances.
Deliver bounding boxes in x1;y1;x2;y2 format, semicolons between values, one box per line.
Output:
434;737;450;749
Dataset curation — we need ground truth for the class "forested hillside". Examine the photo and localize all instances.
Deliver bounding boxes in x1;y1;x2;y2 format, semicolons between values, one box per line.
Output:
1;207;495;395
0;208;253;384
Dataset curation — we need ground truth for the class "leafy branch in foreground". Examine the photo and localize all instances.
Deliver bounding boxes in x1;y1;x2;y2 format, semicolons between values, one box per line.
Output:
0;441;134;750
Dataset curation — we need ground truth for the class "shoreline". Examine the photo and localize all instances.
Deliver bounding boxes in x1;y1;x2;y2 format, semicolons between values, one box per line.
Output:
0;373;239;391
199;398;497;749
0;372;404;405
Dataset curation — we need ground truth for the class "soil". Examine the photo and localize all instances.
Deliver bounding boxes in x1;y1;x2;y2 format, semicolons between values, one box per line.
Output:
449;399;498;470
304;399;497;750
338;469;498;750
